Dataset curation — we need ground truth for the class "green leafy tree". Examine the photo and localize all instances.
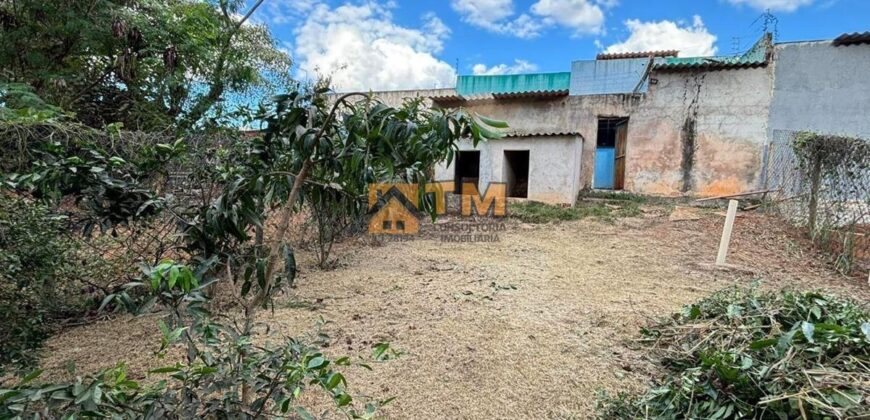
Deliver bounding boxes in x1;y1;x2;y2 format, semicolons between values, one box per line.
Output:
1;83;507;417
0;0;291;130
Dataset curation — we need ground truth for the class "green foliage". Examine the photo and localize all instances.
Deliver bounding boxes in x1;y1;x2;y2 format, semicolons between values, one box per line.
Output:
509;201;604;223
1;320;387;418
3;135;184;234
792;132;870;176
180;88;502;308
0;83;67;122
0;0;292;130
596;286;870;419
371;342;403;362
0;196;82;371
0;83;505;417
306;184;363;269
6;258;391;418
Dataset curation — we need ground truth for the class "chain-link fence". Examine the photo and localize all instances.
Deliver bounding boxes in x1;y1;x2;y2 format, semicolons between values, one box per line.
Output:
764;130;870;277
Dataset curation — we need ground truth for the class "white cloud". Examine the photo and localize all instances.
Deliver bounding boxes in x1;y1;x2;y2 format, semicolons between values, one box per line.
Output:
451;0;612;38
422;11;451;40
264;0;320;24
451;0;515;26
292;2;457;91
472;59;539;75
726;0;813;12
450;0;544;38
530;0;605;35
605;16;717;57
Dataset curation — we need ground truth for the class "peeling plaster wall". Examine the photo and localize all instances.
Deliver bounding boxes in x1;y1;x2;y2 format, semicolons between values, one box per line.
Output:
769;42;870;138
367;67;771;198
442;95;641;191
627;67;772;196
434;135;583;205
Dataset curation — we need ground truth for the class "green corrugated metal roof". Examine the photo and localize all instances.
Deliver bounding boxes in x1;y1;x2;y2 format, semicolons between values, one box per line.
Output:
456;72;571;96
653;33;772;71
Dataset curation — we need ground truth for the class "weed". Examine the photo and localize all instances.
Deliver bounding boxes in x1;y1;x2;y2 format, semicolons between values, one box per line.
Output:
579;190;648;203
508;201;608;223
509;199;643;224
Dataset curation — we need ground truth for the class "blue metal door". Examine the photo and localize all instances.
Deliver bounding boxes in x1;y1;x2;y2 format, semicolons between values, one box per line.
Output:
593;147;615;189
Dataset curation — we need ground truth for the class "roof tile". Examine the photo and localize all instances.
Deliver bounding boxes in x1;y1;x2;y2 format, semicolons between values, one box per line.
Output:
596;50;678;60
505;130;583;139
832;32;870;46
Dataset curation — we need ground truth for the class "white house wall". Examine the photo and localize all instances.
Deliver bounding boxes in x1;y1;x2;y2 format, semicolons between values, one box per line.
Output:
435;136;584;205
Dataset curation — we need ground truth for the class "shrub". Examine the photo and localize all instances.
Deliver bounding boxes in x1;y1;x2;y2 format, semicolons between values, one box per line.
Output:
0;196;83;371
305;184;365;269
596;286;870;419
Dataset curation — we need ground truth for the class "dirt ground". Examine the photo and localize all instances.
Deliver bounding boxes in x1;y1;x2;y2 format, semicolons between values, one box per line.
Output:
37;205;869;418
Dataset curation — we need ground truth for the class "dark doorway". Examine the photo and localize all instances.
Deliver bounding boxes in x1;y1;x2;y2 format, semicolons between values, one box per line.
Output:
454;151;480;195
504;150;529;198
594;117;629;190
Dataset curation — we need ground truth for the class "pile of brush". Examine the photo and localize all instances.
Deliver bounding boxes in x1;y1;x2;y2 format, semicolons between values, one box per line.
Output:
597;285;870;419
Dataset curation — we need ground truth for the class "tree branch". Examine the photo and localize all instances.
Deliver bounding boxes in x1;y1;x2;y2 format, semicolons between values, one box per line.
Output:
250;92;365;310
180;0;269;129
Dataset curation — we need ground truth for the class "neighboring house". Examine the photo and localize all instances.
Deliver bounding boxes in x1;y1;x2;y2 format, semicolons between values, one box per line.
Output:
368;32;870;204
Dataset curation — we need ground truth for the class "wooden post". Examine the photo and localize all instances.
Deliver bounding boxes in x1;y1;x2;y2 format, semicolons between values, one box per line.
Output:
716;200;739;265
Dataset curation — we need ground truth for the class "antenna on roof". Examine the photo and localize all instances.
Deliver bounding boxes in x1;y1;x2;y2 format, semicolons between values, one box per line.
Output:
455;58;460;75
731;37;741;54
752;9;779;41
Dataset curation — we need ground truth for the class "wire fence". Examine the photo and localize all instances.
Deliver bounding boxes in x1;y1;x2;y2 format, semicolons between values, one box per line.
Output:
764;130;870;277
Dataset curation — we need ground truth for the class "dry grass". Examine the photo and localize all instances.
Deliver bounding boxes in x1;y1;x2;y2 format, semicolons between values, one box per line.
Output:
36;205;869;418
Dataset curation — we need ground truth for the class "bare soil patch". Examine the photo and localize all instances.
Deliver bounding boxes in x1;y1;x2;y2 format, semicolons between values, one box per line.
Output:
38;207;869;418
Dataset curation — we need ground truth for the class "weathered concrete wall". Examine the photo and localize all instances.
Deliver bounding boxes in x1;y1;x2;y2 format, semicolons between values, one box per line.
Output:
367;67;772;198
434;135;583;204
445;95;641;191
769;41;870;138
627;66;773;196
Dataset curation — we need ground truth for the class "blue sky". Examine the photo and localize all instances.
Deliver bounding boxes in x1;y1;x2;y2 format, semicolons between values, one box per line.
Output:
253;0;869;91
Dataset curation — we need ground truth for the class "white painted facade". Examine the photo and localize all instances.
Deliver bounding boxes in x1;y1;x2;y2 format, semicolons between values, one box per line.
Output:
434;135;584;205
